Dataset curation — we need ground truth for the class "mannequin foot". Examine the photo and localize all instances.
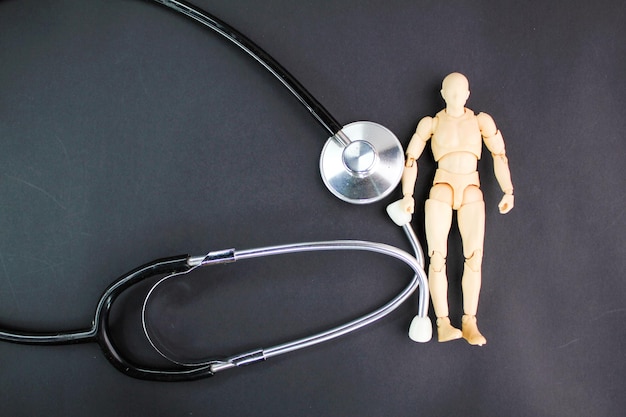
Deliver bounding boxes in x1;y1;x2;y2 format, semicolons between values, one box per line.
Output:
436;317;462;342
462;315;487;346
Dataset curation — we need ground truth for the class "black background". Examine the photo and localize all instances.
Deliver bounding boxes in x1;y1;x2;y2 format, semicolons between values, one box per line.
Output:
1;0;624;416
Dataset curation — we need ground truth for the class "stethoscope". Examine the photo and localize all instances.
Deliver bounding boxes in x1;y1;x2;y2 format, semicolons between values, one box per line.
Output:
0;0;432;381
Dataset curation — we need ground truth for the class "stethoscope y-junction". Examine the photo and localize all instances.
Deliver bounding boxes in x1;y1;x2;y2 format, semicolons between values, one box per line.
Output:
0;0;432;381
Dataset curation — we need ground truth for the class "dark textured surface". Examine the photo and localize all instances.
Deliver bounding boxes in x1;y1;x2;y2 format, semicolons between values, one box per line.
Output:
0;0;624;416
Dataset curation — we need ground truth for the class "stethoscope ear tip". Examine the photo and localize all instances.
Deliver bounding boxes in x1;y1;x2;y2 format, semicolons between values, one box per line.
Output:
408;315;433;343
386;199;412;226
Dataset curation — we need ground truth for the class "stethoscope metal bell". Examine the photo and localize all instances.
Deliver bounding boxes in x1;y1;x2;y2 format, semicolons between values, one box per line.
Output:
320;122;404;204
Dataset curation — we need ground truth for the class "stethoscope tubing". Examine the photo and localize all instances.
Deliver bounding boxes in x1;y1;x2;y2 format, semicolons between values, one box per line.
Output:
151;0;344;138
0;256;190;346
141;239;428;374
0;238;427;381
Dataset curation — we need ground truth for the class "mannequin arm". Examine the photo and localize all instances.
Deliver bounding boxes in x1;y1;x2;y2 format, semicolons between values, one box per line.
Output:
400;164;418;213
492;148;514;213
400;116;433;213
479;113;514;213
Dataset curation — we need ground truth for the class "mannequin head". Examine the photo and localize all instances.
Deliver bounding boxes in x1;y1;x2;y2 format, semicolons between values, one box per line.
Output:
441;72;470;116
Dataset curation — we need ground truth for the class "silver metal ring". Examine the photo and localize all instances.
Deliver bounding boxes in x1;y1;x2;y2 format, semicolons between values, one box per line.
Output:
320;121;404;204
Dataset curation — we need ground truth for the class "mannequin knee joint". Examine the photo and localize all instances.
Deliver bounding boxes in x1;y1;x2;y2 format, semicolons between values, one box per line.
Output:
465;250;483;272
429;251;446;272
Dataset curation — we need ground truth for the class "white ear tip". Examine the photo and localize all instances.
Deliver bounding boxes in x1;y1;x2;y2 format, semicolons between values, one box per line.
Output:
386;200;411;226
408;315;433;343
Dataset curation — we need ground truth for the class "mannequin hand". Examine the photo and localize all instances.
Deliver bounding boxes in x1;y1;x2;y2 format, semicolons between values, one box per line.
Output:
498;194;514;214
400;195;415;214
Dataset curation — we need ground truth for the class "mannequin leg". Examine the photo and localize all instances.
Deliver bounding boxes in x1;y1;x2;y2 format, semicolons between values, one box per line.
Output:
457;188;486;346
425;185;460;342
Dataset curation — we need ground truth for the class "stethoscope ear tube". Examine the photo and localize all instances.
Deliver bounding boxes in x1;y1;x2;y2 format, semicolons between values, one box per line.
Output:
152;0;343;137
93;255;217;381
0;239;430;381
142;240;430;377
0;255;217;381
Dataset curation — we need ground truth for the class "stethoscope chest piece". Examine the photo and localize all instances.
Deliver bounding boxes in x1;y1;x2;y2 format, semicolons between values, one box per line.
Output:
320;121;404;204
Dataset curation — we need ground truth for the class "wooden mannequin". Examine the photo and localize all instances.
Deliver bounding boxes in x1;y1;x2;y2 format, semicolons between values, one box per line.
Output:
397;73;514;345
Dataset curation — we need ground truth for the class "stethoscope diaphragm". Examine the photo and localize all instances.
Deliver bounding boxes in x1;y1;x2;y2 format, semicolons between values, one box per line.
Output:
320;121;405;204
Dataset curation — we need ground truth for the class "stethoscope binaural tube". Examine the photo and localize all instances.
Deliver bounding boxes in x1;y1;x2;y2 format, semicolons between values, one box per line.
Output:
0;240;430;381
151;0;405;204
152;0;343;137
141;241;431;374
